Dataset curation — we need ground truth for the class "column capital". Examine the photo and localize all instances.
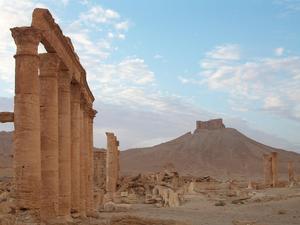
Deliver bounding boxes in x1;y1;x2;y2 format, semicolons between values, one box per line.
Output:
11;26;42;55
87;107;97;120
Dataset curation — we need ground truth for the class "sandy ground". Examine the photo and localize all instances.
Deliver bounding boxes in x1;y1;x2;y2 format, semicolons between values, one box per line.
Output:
99;187;300;225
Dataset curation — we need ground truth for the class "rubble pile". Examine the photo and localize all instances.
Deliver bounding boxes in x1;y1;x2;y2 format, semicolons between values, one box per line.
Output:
117;165;185;207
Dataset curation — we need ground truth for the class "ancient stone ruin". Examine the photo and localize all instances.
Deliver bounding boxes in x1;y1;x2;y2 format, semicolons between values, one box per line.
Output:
94;149;107;189
194;118;225;133
105;132;120;201
0;8;97;222
263;152;278;187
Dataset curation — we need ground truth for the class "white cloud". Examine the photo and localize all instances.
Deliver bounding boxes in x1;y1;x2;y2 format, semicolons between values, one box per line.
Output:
61;0;69;6
154;54;163;59
193;44;300;121
205;44;240;61
275;47;284;56
115;21;129;31
79;6;120;24
264;96;284;109
117;34;126;40
275;0;300;13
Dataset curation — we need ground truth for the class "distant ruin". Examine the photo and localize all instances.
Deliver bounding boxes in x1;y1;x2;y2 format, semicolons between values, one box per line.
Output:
194;118;225;133
263;152;278;187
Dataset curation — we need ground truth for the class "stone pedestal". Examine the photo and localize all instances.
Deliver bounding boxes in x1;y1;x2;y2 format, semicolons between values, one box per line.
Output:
58;68;72;218
11;26;42;210
39;53;60;220
71;83;81;213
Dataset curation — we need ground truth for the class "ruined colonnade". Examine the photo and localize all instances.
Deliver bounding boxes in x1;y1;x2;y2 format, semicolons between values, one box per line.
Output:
8;8;96;221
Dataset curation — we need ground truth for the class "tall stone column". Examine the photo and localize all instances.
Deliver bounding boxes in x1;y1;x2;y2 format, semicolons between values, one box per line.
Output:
86;108;96;215
79;96;86;217
71;83;81;213
84;108;91;215
58;68;72;218
39;53;60;220
11;27;42;210
271;152;278;187
106;132;119;201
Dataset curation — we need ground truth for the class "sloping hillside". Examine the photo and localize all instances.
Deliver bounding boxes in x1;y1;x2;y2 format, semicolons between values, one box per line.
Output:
120;127;300;179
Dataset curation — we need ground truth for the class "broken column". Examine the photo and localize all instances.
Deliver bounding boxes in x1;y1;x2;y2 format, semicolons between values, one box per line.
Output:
39;53;60;220
71;83;81;213
58;67;72;218
271;152;278;187
263;152;278;188
263;154;272;186
105;132;120;201
288;161;295;184
94;150;106;188
11;26;42;210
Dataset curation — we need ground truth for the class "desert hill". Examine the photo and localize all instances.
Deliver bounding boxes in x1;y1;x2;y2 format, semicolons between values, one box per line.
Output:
120;119;300;179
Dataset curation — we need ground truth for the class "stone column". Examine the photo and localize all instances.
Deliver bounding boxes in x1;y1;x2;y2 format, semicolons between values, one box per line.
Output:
106;132;119;201
71;83;81;213
11;26;42;210
39;53;60;220
288;161;294;183
263;154;273;186
84;107;91;215
271;152;278;187
79;96;86;217
86;108;96;216
58;68;72;218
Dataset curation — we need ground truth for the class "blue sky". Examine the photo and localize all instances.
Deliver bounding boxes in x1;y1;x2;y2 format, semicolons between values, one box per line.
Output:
0;0;300;151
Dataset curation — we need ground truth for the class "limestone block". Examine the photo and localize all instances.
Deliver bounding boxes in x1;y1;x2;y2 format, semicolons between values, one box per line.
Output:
0;112;14;123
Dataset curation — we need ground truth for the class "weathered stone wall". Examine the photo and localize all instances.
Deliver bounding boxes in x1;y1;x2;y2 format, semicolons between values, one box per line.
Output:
194;119;225;132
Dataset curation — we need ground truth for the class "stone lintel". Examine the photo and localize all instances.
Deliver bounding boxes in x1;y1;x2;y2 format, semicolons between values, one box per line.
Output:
0;112;14;123
31;8;94;104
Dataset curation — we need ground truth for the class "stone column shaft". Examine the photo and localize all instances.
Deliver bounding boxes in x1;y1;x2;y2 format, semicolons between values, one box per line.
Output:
86;109;96;215
39;53;60;221
79;98;86;216
105;132;119;201
288;162;295;183
271;152;278;187
71;83;81;212
263;154;272;186
11;26;42;210
58;69;72;217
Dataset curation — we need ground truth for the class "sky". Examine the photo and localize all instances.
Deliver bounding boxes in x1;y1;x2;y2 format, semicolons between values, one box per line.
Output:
0;0;300;152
